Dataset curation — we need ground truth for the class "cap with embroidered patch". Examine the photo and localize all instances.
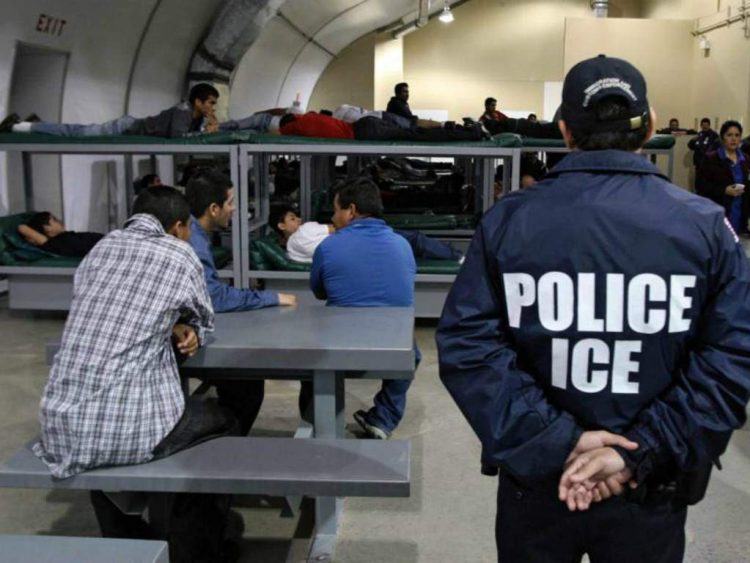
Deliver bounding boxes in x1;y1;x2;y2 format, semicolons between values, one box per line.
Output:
561;55;650;133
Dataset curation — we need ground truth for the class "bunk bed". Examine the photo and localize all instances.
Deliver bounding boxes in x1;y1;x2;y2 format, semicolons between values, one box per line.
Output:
0;132;243;309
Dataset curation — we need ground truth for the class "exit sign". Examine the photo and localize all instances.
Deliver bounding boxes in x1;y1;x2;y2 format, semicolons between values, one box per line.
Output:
36;14;67;37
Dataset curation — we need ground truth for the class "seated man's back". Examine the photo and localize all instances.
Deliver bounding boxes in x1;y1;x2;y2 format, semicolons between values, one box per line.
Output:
35;204;213;478
312;218;415;307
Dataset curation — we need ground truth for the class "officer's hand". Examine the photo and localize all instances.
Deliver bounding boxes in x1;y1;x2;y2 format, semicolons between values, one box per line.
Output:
278;293;297;306
566;430;638;465
725;184;744;197
559;446;627;510
591;468;634;502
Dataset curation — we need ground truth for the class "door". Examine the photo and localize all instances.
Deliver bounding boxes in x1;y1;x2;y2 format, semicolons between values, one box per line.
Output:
7;42;69;216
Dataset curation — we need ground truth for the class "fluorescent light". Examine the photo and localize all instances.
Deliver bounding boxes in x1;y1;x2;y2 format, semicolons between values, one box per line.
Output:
439;6;454;23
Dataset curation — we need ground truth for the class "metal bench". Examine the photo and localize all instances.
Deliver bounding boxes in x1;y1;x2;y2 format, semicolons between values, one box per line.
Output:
0;437;411;498
0;535;169;563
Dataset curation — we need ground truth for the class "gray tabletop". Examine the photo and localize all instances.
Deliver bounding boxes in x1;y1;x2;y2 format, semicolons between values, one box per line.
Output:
184;303;415;372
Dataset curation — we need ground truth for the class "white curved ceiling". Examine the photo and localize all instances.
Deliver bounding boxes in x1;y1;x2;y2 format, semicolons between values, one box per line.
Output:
228;0;463;116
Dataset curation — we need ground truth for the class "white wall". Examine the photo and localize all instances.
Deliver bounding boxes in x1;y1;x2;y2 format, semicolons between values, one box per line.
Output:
0;0;218;231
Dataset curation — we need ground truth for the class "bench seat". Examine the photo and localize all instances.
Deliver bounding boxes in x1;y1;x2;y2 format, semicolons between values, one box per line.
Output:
0;535;169;563
0;437;411;498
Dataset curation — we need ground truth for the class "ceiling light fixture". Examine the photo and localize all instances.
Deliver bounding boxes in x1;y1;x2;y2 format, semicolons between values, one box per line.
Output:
439;2;454;24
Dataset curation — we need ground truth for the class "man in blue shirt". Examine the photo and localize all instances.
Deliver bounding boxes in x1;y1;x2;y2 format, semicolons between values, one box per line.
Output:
437;56;750;562
185;169;296;435
310;178;417;439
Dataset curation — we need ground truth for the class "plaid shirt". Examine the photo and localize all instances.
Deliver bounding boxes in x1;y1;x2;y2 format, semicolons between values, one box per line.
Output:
33;214;214;478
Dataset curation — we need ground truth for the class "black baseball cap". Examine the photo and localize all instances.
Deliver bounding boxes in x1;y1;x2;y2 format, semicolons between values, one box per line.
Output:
561;55;650;133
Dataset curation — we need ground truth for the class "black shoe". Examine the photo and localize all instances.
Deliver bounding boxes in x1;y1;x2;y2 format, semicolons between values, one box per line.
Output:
0;113;21;133
24;113;42;123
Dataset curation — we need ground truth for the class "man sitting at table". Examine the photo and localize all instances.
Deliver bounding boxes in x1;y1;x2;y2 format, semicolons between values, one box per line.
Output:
308;178;418;439
270;205;463;263
34;186;238;561
185;168;297;435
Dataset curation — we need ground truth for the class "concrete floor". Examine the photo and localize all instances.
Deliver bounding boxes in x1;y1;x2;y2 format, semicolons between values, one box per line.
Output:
0;296;749;562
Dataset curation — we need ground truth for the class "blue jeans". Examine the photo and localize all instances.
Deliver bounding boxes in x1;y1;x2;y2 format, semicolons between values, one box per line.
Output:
31;115;138;136
367;344;421;432
396;229;462;261
220;112;272;132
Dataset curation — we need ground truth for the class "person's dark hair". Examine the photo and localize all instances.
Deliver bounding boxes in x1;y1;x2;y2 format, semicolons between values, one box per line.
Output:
719;120;742;139
334;177;384;218
279;113;297;128
132;186;190;231
185;168;233;218
269;205;297;236
188;83;219;104
395;82;408;95
669;117;679;125
485;97;497;107
26;211;53;234
700;117;711;126
527;113;537;120
569;96;650;151
133;173;160;196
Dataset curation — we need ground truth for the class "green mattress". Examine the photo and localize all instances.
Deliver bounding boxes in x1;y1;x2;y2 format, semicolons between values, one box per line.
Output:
0;212;232;269
521;134;675;149
0;131;522;148
250;236;461;275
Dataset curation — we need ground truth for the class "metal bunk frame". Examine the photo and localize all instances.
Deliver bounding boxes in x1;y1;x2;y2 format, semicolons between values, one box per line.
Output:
0;142;240;310
238;141;522;318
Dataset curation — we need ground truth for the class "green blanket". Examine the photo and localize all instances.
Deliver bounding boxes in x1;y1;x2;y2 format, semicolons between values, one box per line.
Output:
250;236;461;275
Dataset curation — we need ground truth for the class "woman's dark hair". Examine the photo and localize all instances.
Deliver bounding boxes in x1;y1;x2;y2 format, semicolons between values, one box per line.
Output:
570;96;650;152
334;177;384;218
188;83;219;104
269;205;298;236
279;113;297;128
26;212;53;234
133;186;190;231
719;120;742;139
184;169;233;218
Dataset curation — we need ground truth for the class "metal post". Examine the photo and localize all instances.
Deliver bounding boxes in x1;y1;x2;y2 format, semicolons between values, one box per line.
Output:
22;152;34;211
309;369;345;561
300;156;312;220
230;146;243;290
238;147;251;289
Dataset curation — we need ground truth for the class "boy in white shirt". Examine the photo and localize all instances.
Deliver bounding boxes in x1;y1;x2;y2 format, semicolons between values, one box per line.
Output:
271;206;463;263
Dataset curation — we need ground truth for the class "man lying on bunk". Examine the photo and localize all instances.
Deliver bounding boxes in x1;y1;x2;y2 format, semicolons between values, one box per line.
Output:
185;168;297;435
18;211;103;258
34;186;238;561
279;111;485;142
306;178;420;439
271;204;463;264
0;82;277;138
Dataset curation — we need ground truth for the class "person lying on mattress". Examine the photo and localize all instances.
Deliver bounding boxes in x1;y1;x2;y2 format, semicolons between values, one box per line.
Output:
18;212;103;258
269;204;463;264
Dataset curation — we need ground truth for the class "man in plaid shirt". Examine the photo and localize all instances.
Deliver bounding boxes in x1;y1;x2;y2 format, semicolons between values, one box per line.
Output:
34;186;238;561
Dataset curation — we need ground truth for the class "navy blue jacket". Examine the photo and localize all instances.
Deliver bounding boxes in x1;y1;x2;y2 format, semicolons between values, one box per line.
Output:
437;149;750;480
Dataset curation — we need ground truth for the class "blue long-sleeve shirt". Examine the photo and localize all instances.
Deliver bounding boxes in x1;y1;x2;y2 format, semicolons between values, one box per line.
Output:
189;217;279;312
310;218;416;307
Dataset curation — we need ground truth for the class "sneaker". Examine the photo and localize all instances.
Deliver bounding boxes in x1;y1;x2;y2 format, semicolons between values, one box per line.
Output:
353;410;390;440
0;113;21;133
24;113;42;123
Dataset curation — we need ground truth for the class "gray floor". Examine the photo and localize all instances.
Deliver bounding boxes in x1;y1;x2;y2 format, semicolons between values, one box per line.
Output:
0;296;749;562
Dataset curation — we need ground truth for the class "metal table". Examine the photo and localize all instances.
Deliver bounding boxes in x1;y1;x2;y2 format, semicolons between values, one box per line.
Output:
182;302;415;562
